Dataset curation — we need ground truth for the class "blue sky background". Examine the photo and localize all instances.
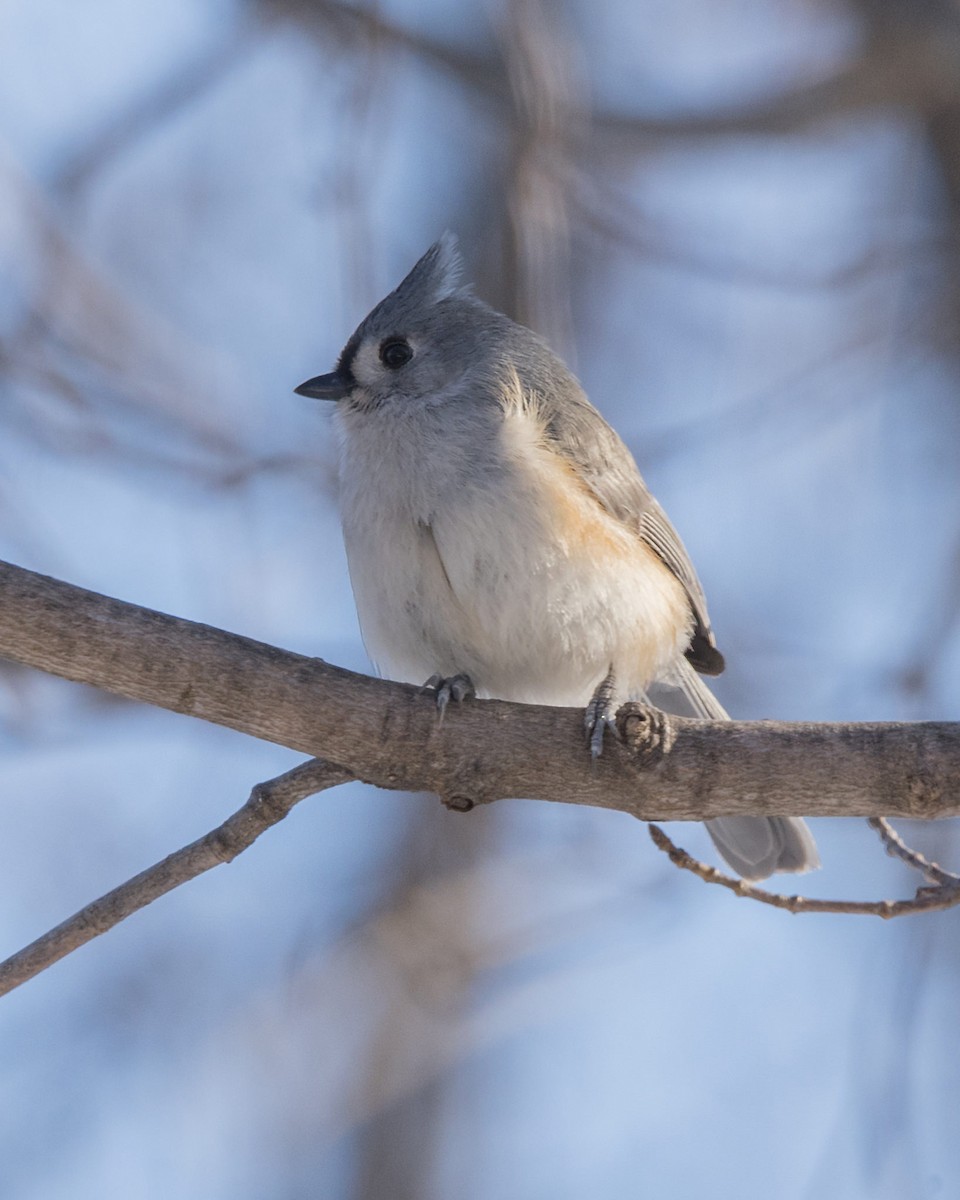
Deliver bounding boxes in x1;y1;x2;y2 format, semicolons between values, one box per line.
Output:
1;2;959;1197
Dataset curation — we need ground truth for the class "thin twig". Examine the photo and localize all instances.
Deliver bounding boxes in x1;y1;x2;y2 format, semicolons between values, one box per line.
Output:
868;816;960;887
648;824;960;918
0;757;353;998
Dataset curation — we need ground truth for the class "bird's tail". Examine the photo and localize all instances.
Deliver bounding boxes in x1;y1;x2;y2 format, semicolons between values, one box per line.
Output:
648;660;820;882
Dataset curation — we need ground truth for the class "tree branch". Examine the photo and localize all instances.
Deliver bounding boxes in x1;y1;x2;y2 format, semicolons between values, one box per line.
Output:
868;816;960;887
0;758;352;998
647;824;960;918
0;559;958;821
2;557;960;993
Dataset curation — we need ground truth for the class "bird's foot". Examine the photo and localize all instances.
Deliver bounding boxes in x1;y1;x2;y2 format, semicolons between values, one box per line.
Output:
421;673;476;719
585;669;619;759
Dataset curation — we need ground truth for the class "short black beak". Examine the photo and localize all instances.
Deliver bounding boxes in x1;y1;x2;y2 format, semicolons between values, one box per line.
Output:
294;370;351;401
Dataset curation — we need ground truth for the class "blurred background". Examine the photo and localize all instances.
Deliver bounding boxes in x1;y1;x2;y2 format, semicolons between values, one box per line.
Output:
1;0;959;1196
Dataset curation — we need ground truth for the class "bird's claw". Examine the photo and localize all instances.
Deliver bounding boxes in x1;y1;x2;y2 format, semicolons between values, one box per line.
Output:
422;673;476;719
585;670;619;759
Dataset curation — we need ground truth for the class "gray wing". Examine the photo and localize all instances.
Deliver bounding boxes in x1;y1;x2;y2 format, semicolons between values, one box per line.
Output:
539;387;724;675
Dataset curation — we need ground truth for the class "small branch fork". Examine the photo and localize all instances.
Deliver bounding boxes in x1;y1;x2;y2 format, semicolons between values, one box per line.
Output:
648;818;960;918
0;758;353;999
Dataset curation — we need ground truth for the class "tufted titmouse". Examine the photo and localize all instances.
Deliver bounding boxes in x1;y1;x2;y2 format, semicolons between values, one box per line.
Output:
296;235;819;880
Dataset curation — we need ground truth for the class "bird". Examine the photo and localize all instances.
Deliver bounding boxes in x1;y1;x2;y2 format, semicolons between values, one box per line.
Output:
295;234;819;880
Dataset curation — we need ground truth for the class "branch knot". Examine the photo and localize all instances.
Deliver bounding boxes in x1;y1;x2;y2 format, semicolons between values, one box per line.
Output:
442;793;476;813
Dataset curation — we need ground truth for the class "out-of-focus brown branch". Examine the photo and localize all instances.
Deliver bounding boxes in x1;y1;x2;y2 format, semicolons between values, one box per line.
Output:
272;0;960;140
497;0;582;349
0;159;246;459
596;22;960;145
52;28;259;197
261;0;499;99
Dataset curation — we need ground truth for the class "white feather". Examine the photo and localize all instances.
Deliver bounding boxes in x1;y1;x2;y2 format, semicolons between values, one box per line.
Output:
335;385;690;704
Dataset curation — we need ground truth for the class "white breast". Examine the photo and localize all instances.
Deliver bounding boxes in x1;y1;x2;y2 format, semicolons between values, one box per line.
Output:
335;398;691;706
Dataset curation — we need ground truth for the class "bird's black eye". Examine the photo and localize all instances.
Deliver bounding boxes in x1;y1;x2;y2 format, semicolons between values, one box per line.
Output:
379;337;413;369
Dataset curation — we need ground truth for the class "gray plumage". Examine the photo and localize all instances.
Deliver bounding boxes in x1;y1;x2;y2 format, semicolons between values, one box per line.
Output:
296;235;819;880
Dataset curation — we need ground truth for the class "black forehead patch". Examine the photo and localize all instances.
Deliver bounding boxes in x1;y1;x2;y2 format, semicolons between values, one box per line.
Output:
337;329;362;379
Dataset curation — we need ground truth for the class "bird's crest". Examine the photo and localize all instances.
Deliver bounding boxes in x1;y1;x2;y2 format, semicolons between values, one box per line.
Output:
391;232;464;309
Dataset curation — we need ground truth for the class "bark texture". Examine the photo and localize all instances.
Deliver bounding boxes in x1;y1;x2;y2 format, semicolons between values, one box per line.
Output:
0;559;957;821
